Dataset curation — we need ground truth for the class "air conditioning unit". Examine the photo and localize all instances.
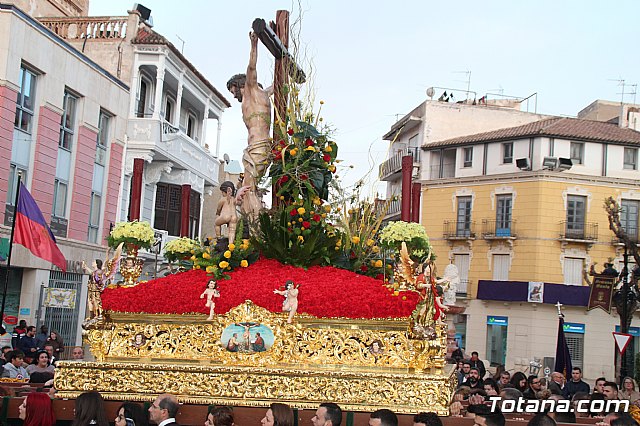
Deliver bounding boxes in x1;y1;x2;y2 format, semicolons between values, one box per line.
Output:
516;158;531;170
558;157;573;171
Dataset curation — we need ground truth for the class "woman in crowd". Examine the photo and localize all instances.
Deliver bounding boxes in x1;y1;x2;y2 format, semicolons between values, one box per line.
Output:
261;403;293;426
115;402;148;426
46;331;64;359
26;350;54;382
18;392;56;426
620;377;640;403
72;391;109;426
510;371;528;393
205;406;234;426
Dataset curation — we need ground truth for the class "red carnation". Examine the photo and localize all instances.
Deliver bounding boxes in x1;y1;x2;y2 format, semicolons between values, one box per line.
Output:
275;152;282;160
303;221;311;228
287;128;294;136
305;138;314;146
375;274;384;280
323;154;331;162
300;174;308;180
360;265;368;272
279;140;286;147
290;209;297;216
313;214;321;222
280;175;290;184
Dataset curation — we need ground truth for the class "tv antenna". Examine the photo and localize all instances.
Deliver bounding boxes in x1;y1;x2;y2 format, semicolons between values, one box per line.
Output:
453;70;472;101
176;34;185;54
611;78;638;105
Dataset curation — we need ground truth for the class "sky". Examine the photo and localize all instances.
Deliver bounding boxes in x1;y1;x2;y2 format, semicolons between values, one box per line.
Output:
90;0;640;197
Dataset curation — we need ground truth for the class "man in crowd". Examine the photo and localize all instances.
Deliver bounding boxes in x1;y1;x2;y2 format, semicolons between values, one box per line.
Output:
563;367;590;398
72;347;85;360
11;320;27;349
468;404;505;426
469;351;486;379
498;371;511;389
43;343;57;366
412;412;442;426
594;377;607;394
369;409;397;426
602;382;619;400
311;403;342;426
523;375;542;399
149;394;180;426
35;325;48;348
457;361;471;388
18;326;38;362
466;367;484;390
548;372;565;395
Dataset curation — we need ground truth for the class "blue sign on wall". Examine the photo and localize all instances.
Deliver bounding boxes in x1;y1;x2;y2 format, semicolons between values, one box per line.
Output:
487;316;508;326
616;326;640;337
563;322;585;334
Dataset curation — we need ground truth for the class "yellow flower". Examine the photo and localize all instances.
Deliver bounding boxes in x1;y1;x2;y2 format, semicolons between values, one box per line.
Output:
387;264;393;269
366;239;375;246
224;250;232;259
375;260;383;268
240;260;248;267
206;266;215;273
321;213;327;218
190;255;196;261
372;246;380;253
287;222;292;226
219;261;229;269
351;236;360;244
289;148;298;156
370;260;375;266
304;146;315;152
324;145;332;152
297;207;306;215
298;218;303;223
393;291;399;296
202;252;210;259
298;236;304;243
336;240;342;247
324;205;331;212
313;198;321;206
228;243;235;251
328;165;336;172
280;196;285;200
194;265;201;270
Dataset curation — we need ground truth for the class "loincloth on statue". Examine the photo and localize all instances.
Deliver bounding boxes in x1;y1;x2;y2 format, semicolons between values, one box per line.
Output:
243;138;272;180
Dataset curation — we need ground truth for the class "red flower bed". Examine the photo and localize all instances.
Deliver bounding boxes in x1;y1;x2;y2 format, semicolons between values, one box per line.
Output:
102;258;418;319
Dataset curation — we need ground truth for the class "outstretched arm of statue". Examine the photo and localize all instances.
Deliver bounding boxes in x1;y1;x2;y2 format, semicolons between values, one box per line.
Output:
246;31;259;88
81;261;92;275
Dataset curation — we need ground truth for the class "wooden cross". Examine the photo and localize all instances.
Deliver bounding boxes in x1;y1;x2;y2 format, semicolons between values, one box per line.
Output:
555;301;563;317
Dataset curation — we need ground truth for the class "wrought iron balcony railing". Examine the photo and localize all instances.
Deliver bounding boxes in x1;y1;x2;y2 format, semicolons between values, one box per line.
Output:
558;221;598;241
482;219;517;238
443;220;476;239
378;147;420;181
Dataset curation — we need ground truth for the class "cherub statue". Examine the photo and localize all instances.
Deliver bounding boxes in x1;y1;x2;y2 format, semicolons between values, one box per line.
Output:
82;243;123;324
215;181;238;240
398;242;448;338
200;279;220;320
273;280;299;323
437;263;460;306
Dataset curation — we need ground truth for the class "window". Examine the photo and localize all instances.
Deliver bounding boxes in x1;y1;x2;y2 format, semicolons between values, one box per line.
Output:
87;192;101;243
189;190;201;238
15;66;36;133
187;112;197;140
570;142;584;165
136;78;148;118
502;143;513;164
563;257;583;285
624;148;638;170
486;319;507;365
463;147;473;167
96;110;110;166
454;254;470;295
492;254;510;281
496;194;512;236
566;195;586;238
52;179;68;217
408;134;420;160
7;165;27;205
621;199;640;240
59;91;77;150
456;196;472;236
154;183;182;236
565;332;584;370
163;97;174;123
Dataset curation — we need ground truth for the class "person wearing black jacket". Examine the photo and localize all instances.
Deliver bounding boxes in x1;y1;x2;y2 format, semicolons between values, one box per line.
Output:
563;367;590;399
469;351;486;379
11;320;27;349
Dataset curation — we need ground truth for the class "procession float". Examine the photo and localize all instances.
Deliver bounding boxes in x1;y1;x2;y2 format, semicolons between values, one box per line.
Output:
54;12;456;415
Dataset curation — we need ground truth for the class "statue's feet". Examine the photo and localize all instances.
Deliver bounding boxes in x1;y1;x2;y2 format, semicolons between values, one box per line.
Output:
207;316;214;321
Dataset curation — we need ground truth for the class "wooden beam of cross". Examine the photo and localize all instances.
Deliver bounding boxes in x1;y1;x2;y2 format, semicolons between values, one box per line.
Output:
252;18;306;84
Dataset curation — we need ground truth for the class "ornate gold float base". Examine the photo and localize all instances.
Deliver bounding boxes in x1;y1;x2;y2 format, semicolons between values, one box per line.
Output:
54;361;456;415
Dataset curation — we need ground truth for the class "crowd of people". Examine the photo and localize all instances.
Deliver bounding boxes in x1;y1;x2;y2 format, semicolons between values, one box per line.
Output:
15;392;445;426
0;322;84;382
453;352;639;425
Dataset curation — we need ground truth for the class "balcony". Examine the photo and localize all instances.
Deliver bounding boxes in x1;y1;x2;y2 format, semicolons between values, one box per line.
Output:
378;147;420;181
443;220;476;240
375;197;401;220
558;221;598;242
482;219;517;239
39;16;129;40
456;279;469;297
429;163;456;180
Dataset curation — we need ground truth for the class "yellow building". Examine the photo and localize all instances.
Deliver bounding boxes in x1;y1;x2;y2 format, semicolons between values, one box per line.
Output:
420;116;640;380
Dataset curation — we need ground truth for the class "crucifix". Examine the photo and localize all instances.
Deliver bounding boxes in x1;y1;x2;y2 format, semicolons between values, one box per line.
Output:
226;11;306;219
555;301;564;317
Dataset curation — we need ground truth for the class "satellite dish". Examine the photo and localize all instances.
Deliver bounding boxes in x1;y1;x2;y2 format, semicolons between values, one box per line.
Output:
223;153;230;164
426;87;435;99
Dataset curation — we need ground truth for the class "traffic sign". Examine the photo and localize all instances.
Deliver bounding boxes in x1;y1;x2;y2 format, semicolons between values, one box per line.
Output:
613;332;633;355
